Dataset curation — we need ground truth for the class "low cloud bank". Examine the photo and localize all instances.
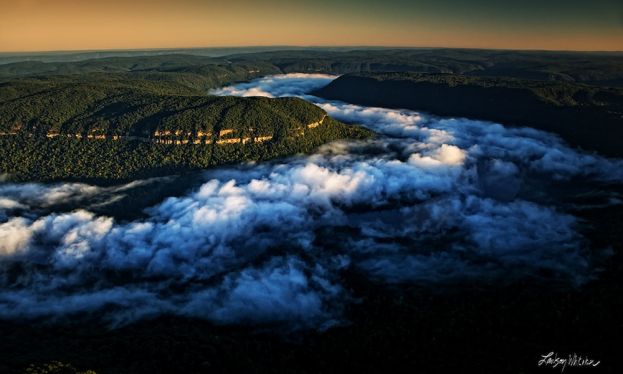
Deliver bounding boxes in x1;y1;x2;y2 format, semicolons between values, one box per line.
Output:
210;73;335;98
0;74;620;329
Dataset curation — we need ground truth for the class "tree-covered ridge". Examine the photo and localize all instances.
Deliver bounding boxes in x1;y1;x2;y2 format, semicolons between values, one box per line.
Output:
314;72;623;157
226;49;623;86
3;49;622;87
0;76;372;182
0;54;280;87
0;76;326;139
0;116;371;182
345;72;623;107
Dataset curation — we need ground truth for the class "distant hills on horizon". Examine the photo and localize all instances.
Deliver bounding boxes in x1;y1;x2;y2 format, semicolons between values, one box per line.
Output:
2;46;622;65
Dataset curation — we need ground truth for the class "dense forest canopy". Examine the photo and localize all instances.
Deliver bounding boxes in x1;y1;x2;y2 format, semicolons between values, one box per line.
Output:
341;72;623;107
314;72;623;157
0;71;371;182
2;49;623;86
225;49;623;86
1;48;622;180
0;77;326;137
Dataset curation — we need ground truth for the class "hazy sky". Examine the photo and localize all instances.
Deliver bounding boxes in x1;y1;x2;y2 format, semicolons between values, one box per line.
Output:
1;0;622;52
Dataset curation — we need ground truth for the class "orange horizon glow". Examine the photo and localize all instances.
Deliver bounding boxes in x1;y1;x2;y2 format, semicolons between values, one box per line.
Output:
1;0;622;53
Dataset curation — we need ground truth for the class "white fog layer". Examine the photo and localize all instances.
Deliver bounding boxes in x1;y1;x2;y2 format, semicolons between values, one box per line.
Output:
0;74;621;328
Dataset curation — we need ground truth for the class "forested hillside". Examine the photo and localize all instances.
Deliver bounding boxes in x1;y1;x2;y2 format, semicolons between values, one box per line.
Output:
314;72;623;157
226;49;623;87
0;54;280;89
2;48;622;180
3;49;623;87
0;76;326;136
0;76;371;182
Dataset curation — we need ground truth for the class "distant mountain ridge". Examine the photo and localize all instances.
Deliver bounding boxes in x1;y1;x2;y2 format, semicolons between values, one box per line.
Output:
313;72;623;157
3;49;623;86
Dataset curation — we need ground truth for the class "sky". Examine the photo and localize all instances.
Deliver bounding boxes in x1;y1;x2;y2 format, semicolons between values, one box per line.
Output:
0;0;622;52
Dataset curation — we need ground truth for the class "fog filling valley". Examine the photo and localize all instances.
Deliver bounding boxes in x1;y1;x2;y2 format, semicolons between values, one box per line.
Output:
1;74;622;329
